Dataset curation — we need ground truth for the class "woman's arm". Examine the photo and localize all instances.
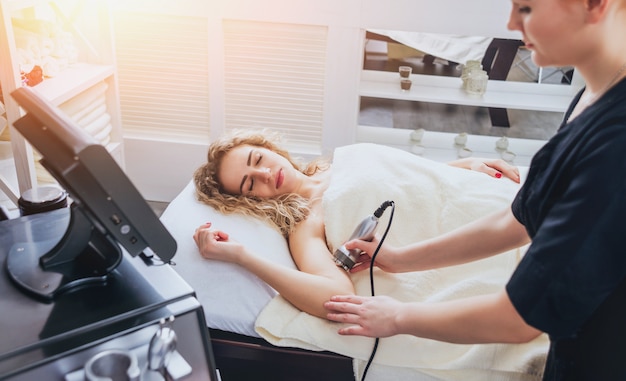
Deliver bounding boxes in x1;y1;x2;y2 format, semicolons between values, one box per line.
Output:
285;210;355;316
194;215;354;318
448;157;521;183
325;289;542;344
349;207;530;273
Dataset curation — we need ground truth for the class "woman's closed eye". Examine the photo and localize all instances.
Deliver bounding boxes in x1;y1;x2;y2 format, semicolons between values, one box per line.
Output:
246;152;263;193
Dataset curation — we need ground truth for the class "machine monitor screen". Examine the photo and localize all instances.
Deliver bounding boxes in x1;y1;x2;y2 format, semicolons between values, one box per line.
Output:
6;86;177;301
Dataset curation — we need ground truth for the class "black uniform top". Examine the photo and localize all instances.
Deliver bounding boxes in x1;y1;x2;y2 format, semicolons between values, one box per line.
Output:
507;78;626;380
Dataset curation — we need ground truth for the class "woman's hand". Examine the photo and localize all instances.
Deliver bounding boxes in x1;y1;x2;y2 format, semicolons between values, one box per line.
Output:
448;157;520;183
325;294;403;338
193;222;244;264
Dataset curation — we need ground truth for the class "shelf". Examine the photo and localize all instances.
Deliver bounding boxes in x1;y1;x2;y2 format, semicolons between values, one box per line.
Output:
32;63;115;105
356;125;546;167
0;0;124;196
360;70;577;113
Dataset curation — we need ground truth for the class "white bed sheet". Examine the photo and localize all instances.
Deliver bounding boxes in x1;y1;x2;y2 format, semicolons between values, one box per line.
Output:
160;181;295;338
254;144;543;380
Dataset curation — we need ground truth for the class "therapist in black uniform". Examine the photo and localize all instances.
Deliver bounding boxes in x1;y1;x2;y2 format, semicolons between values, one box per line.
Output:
324;0;626;379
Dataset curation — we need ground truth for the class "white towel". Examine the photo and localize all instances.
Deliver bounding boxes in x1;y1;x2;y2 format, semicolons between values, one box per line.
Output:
368;30;493;64
58;82;108;117
256;144;548;380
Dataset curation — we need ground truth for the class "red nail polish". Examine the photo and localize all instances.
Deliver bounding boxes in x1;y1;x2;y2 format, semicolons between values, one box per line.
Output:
495;172;502;178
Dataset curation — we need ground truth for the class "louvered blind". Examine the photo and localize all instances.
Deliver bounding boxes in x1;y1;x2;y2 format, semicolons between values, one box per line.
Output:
112;11;210;141
223;20;327;152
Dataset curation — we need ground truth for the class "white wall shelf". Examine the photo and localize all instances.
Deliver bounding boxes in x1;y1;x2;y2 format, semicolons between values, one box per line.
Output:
0;0;123;203
33;63;115;106
360;69;577;113
356;125;545;167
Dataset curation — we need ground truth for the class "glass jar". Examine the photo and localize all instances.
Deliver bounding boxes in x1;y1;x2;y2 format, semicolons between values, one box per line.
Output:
461;60;483;90
465;69;488;96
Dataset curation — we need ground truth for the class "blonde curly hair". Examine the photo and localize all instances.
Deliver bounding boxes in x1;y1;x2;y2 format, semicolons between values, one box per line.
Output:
194;129;329;237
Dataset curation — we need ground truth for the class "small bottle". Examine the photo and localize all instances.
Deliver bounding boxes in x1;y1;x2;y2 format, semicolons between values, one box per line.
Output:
496;136;509;150
461;60;483;90
399;66;412;78
454;132;468;146
400;79;412;91
410;128;425;142
466;70;488;96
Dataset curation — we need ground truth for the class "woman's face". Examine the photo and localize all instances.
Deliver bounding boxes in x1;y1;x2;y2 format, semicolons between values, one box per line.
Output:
217;144;300;198
507;0;586;68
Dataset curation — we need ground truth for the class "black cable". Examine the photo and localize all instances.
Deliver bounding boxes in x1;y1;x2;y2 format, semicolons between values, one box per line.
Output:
373;200;394;219
360;200;395;381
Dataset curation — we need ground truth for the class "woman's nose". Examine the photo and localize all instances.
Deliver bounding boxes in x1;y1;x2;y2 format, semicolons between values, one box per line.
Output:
254;167;271;182
507;7;521;32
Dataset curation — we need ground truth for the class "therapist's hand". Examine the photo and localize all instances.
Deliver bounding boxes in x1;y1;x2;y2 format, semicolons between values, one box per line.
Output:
344;236;402;274
325;294;402;337
448;157;520;183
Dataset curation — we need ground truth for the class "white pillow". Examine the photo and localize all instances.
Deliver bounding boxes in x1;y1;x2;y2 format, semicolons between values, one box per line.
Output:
160;181;296;337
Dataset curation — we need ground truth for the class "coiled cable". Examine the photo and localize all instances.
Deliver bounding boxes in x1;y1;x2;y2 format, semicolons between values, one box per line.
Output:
361;200;395;381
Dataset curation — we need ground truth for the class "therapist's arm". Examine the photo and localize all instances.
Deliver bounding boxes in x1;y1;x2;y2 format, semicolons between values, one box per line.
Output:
325;289;542;344
348;207;530;273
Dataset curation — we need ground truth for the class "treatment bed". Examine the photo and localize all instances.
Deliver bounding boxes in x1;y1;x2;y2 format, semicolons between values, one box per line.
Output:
160;143;547;381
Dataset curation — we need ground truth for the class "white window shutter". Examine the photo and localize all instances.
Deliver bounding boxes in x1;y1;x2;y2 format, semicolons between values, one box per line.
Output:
113;11;210;141
222;20;327;152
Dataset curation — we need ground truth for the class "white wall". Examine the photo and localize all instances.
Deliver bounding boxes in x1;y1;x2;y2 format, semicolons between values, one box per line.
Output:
123;137;208;202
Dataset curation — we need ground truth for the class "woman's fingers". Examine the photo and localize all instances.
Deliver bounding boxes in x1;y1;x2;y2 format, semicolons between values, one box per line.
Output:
216;230;229;241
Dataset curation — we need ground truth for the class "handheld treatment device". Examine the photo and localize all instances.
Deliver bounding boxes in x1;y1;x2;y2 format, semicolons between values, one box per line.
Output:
333;201;393;271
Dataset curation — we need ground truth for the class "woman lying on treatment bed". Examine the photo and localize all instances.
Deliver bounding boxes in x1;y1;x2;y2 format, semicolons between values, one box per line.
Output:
192;129;521;319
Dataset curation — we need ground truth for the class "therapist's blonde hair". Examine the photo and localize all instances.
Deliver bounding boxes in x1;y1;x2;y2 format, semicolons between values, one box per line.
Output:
194;129;329;237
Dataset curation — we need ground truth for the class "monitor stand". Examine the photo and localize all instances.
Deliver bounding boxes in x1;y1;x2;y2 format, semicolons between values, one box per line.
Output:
5;204;122;301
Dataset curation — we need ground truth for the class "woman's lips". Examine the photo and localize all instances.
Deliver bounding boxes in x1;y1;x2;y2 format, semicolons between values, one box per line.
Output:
276;168;284;189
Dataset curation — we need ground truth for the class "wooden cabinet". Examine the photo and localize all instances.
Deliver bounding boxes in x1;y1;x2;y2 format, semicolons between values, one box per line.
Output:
0;0;123;206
